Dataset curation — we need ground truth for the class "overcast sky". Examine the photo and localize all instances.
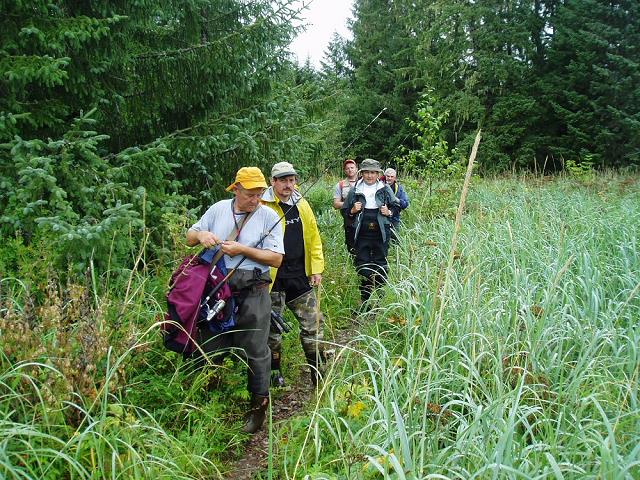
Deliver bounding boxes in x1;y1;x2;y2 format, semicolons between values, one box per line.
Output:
288;0;354;69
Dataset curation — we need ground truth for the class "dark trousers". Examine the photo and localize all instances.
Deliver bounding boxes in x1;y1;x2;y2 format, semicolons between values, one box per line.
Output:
344;224;356;256
354;226;390;303
194;269;272;396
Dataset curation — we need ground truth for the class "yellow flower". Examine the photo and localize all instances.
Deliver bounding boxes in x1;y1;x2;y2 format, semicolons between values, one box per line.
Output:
346;401;366;418
387;315;407;326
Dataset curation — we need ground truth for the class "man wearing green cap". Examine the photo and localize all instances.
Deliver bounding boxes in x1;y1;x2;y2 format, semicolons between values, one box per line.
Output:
261;161;326;387
187;166;284;434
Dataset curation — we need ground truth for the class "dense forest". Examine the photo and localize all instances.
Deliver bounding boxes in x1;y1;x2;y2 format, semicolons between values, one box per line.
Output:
1;1;639;478
2;0;638;265
344;0;640;170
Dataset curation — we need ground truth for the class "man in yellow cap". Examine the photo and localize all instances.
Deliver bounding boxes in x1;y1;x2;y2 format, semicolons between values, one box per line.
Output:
186;166;284;434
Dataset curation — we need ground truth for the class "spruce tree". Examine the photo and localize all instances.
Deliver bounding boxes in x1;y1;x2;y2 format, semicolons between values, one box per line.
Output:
0;0;318;271
345;0;422;162
541;0;640;167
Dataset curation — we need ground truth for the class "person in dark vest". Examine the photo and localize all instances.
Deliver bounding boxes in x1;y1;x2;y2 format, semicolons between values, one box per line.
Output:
342;158;400;307
261;162;326;387
333;159;359;255
186;167;284;434
383;168;410;242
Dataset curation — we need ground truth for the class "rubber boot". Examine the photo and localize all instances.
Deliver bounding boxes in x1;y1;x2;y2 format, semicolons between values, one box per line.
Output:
242;394;269;434
270;351;285;388
306;350;326;387
359;276;374;308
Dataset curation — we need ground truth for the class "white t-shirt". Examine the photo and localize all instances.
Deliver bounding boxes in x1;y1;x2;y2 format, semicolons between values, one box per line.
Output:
189;199;284;272
355;180;384;209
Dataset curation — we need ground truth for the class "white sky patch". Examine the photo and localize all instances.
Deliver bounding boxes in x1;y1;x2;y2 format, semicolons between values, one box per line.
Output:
288;0;354;69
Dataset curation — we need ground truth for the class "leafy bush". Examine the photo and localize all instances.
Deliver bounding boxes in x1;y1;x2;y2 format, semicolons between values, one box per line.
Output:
395;90;464;180
0;111;188;277
303;181;335;217
564;155;596;182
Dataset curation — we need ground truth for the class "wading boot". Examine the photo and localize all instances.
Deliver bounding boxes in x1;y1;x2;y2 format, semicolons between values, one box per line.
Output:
309;364;322;387
242;394;269;434
306;351;327;387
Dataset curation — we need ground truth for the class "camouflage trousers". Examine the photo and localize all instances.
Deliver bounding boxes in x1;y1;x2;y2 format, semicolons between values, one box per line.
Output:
269;287;324;365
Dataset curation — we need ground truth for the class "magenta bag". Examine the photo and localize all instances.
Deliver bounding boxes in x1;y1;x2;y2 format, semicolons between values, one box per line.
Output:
161;248;236;354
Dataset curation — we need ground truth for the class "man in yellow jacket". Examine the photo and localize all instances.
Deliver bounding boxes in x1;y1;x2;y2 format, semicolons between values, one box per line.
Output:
261;161;326;386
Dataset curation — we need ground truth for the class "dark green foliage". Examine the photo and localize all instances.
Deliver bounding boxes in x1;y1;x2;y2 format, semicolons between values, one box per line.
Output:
541;0;640;167
339;0;640;171
0;0;324;276
345;0;422;163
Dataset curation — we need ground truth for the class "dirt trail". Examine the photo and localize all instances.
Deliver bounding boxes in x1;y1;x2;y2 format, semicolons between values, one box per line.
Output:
225;327;355;479
225;384;313;479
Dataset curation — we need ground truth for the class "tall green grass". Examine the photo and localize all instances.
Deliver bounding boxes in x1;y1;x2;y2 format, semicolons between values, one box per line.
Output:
0;253;236;478
278;175;640;479
0;350;220;479
2;175;638;479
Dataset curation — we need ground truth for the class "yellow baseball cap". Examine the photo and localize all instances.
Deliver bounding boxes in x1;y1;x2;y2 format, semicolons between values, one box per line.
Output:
225;167;268;191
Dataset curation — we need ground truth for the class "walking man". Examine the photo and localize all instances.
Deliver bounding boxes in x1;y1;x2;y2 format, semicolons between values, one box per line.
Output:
186;167;284;433
262;161;326;386
342;159;400;306
383;168;410;241
333;158;359;255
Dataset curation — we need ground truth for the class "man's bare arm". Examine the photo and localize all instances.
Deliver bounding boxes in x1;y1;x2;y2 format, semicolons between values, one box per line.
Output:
186;230;221;248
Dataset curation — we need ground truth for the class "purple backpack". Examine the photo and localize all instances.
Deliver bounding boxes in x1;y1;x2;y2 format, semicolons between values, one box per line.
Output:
161;248;236;354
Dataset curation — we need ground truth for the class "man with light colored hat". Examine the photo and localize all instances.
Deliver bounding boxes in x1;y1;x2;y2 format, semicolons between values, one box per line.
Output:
383;167;410;240
341;158;400;306
261;161;326;387
187;166;284;433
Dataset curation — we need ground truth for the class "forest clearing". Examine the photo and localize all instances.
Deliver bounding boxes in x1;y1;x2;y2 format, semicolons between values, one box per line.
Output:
1;0;638;478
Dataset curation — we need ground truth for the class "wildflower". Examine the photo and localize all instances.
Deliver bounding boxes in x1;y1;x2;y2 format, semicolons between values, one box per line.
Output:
346;401;366;418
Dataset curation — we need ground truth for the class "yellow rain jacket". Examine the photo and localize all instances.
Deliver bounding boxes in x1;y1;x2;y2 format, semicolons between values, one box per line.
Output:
261;187;324;282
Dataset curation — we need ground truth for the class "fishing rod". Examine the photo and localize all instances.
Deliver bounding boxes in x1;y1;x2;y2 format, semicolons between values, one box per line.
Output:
198;107;389;322
295;106;387;190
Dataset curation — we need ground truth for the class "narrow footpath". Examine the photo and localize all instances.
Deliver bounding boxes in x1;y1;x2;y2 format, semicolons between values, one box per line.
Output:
225;383;313;479
225;325;356;479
